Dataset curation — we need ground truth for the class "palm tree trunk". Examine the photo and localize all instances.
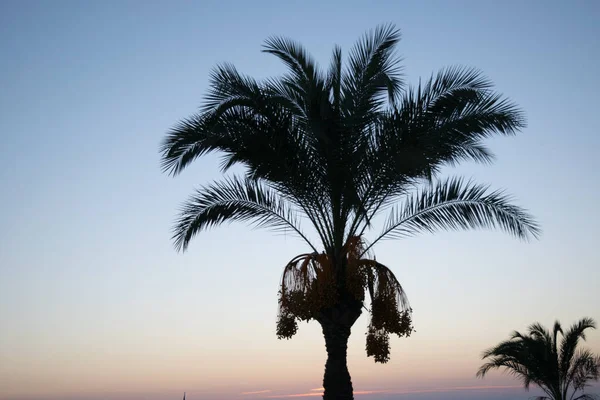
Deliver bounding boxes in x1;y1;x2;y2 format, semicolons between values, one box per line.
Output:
321;322;353;400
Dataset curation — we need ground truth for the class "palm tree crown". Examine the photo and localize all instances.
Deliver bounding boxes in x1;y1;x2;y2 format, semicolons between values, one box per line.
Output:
478;318;600;400
161;24;540;399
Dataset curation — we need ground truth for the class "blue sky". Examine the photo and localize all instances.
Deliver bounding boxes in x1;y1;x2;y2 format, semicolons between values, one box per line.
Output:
1;1;599;399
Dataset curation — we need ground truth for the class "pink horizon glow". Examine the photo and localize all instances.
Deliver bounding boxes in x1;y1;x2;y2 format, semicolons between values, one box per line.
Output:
262;385;524;399
242;390;273;395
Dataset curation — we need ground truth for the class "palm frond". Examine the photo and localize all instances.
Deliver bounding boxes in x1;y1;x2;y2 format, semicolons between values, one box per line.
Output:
160;111;215;176
572;395;600;400
159;65;286;176
391;66;525;168
561;318;597;378
364;178;540;254
477;357;535;389
568;350;600;392
418;66;494;107
327;45;343;110
341;23;403;134
552;321;563;358
346;66;526;239
263;77;309;120
172;176;315;252
529;322;552;343
262;36;323;92
202;63;263;114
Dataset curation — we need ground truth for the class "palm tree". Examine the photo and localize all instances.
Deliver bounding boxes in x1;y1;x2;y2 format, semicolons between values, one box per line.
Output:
160;24;540;400
477;318;600;400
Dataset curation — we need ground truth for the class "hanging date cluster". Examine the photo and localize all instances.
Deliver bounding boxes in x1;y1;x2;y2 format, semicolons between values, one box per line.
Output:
274;236;414;362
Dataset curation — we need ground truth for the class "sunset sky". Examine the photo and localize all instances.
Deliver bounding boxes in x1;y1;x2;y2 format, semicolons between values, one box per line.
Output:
1;1;599;400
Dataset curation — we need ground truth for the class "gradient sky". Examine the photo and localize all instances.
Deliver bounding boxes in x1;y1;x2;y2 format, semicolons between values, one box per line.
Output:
1;1;599;400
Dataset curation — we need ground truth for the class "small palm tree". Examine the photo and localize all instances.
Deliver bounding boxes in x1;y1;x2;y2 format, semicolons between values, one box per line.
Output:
477;318;600;400
161;24;540;400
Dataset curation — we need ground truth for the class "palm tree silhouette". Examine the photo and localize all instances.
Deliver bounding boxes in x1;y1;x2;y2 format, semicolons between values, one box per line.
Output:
161;24;540;400
477;318;600;400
